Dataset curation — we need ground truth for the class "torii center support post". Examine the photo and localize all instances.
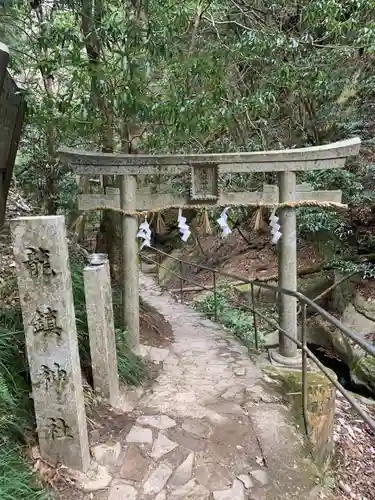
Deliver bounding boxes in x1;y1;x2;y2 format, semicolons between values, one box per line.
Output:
120;174;140;352
277;171;298;359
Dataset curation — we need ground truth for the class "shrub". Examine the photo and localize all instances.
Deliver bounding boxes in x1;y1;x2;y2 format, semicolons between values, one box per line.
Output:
193;283;262;347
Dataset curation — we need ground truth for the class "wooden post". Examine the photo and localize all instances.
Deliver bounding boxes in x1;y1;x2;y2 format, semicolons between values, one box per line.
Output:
0;42;25;229
276;171;298;360
0;42;9;89
120;175;140;352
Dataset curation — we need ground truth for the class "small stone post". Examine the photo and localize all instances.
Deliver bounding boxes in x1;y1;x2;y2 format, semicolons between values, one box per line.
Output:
277;171;298;360
120;175;140;352
84;259;119;406
11;216;90;471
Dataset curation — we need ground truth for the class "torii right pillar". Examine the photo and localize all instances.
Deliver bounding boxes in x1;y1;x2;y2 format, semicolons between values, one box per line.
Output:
275;170;300;363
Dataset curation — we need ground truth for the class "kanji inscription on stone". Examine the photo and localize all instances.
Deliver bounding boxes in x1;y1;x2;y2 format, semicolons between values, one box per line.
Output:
45;417;74;440
190;163;219;201
31;306;62;338
11;215;90;471
23;247;56;278
40;362;67;394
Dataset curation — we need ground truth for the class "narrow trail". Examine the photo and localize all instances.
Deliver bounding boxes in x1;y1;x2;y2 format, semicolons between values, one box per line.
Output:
95;273;330;500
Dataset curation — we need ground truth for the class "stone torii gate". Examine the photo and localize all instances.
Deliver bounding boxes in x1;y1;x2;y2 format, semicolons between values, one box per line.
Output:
58;137;360;364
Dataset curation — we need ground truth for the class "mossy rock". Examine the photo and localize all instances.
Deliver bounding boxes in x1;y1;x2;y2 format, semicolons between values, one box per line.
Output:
158;248;185;286
352;356;375;394
263;366;336;468
330;270;360;315
234;273;332;305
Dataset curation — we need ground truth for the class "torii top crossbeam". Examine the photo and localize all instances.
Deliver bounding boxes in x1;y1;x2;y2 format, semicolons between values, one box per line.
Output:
58;138;360;175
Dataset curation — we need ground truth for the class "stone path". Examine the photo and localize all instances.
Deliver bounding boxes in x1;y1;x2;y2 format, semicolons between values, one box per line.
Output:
88;273;328;500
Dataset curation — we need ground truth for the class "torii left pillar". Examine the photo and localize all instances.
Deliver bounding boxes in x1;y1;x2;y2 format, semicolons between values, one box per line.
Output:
120;174;140;353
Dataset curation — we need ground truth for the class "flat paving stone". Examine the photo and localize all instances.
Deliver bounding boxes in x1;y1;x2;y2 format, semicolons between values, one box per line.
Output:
251;469;269;486
182;418;210;438
126;425;153;444
207;402;246;415
149;347;170;364
151;433;178;460
168;429;207;452
233;366;247;376
195;463;232;490
213;479;245;500
72;464;112;493
237;473;254;489
137;414;176;430
120;444;148;482
170;478;210;499
169;452;194;486
221;386;245;402
108;483;137;500
143;463;173;495
198;319;221;329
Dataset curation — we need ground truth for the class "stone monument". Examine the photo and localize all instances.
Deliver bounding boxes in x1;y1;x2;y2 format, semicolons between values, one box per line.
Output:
11;215;90;471
84;257;120;406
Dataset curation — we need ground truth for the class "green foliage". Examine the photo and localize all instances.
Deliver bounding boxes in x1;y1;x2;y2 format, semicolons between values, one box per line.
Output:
1;0;375;217
115;329;148;386
0;310;47;499
0;443;47;500
0;310;33;442
331;259;375;280
302;168;363;202
297;208;343;236
193;282;262;347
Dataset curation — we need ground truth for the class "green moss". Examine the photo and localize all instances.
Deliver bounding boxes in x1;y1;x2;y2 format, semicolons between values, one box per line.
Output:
263;367;333;428
235;283;250;293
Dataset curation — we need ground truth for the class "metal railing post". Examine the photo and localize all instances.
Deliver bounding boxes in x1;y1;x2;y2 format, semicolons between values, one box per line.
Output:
179;259;184;303
301;304;310;437
213;270;217;321
156;250;160;285
250;283;259;350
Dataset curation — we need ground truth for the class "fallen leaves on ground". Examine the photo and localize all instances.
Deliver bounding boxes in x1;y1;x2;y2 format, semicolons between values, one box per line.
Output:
333;393;375;500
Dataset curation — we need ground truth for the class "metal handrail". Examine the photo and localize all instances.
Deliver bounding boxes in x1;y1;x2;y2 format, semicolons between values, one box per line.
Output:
140;246;375;434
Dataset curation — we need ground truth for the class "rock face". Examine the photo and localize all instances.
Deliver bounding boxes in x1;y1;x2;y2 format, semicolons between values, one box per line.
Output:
234;273;333;306
317;281;375;397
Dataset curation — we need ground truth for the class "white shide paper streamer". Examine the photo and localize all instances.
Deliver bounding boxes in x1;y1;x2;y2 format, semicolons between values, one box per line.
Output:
269;210;282;244
217;207;232;237
177;208;191;242
136;217;152;249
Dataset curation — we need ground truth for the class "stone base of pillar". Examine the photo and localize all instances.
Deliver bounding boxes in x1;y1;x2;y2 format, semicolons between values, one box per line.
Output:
269;348;303;367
